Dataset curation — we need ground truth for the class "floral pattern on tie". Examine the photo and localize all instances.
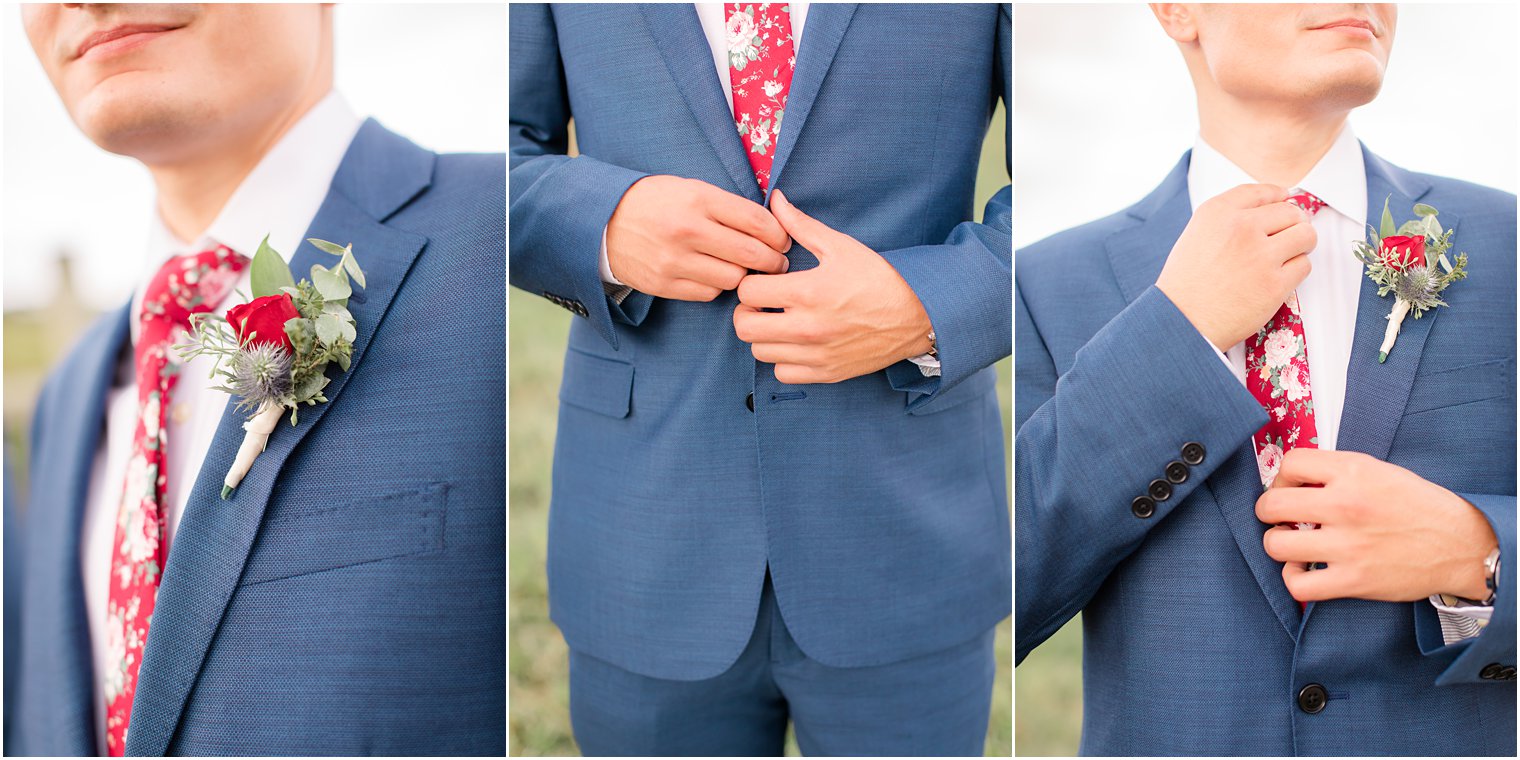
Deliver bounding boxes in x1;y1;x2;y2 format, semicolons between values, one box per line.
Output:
726;2;794;190
105;245;246;756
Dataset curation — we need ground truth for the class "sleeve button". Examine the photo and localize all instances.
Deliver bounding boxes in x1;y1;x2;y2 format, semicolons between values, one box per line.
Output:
1131;496;1156;519
1165;460;1189;484
1147;479;1173;501
1181;441;1206;466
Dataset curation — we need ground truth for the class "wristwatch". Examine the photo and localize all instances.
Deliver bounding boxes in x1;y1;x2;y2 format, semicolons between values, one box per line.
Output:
926;330;937;358
1482;547;1501;605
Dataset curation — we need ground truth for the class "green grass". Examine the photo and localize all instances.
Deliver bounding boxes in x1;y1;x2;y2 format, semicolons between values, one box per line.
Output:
1013;616;1083;756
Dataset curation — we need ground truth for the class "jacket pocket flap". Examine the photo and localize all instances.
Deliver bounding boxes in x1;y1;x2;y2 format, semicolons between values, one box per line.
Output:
559;348;635;418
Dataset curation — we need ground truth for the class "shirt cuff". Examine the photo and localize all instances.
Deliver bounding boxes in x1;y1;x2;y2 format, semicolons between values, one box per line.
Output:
907;353;941;377
598;226;633;304
1430;594;1493;645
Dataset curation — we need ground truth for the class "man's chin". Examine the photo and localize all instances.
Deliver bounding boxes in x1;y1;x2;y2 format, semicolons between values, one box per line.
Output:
72;85;205;160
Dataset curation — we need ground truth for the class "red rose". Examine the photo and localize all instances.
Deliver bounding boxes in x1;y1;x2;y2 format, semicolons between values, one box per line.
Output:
227;294;300;353
1378;235;1426;271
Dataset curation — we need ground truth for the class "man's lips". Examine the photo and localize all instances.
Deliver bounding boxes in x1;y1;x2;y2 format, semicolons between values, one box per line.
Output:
75;24;182;61
1309;18;1378;39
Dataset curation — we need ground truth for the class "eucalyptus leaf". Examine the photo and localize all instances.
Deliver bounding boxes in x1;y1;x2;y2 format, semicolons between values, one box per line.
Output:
1438;253;1454;274
310;265;352;301
249;236;296;298
1378;196;1395;240
315;313;344;345
293;371;330;404
340;249;367;289
1413;203;1439;218
308;238;349;257
321;302;353;323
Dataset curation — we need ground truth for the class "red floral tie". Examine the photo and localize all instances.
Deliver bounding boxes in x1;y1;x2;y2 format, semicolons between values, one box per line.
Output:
1245;191;1324;610
105;246;246;756
725;2;795;191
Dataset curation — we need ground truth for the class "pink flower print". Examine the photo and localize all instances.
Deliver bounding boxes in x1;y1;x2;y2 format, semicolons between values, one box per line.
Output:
1256;441;1284;486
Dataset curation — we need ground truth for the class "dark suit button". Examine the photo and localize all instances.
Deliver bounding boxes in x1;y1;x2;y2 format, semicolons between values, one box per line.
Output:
1164;460;1189;484
1181;441;1206;466
745;392;754;412
1501;667;1516;681
1297;683;1327;714
1481;663;1502;680
1147;479;1172;501
1131;496;1156;519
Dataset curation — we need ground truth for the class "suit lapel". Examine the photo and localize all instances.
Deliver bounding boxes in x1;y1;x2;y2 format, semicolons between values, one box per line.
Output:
125;120;432;756
764;3;857;201
28;304;130;755
1107;151;1303;638
640;4;763;202
1333;146;1442;461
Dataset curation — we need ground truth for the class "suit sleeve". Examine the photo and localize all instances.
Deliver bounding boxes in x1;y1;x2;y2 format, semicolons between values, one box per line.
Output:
1416;492;1517;686
509;3;653;351
880;3;1011;408
1014;280;1267;664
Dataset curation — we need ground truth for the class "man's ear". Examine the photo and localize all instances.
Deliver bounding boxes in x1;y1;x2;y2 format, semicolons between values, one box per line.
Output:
1150;3;1199;44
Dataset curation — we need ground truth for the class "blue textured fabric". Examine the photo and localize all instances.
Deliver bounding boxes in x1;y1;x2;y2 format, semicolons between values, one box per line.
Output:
1015;147;1517;756
568;575;996;756
510;2;1012;682
8;120;506;756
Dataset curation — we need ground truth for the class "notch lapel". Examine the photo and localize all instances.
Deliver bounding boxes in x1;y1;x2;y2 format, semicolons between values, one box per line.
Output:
640;4;764;202
1107;151;1302;638
124;120;432;756
25;304;130;756
764;3;857;201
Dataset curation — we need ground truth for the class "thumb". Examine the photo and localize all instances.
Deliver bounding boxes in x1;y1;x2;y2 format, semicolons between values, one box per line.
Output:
770;190;849;259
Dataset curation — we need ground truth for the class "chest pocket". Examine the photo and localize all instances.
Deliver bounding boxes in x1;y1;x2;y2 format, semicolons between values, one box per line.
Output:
239;482;447;586
1404;357;1514;416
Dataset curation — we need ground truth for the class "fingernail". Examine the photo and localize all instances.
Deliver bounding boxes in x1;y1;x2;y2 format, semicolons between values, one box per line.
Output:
781;258;790;273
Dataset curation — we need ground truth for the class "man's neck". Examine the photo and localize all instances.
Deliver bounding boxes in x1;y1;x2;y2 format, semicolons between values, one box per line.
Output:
1197;94;1350;189
148;89;328;245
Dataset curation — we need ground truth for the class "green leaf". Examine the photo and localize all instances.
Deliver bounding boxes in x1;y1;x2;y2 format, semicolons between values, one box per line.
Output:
314;313;344;345
1413;203;1439;218
1378;196;1395;240
310;265;352;301
308;238;349;257
249;236;296;299
340;249;367;289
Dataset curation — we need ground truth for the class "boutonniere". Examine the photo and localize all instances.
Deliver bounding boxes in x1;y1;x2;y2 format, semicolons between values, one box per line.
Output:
179;237;367;498
1352;197;1468;362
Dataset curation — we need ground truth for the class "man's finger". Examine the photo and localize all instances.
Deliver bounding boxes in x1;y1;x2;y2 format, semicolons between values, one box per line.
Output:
1218;183;1288;209
1273;448;1354;489
1255;483;1335;525
733;304;805;344
671;252;747;292
1267;221;1318;263
1262;525;1338;563
1252;200;1311;235
774;363;828;385
695;223;789;273
706;188;791;253
1282;561;1348;602
736;272;798;308
750;341;821;366
769;190;852;258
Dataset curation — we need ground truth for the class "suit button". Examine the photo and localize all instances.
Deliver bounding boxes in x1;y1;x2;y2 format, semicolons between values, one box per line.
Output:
1147;479;1172;501
1481;663;1502;680
1501;667;1516;681
1131;496;1156;519
745;392;754;412
1181;441;1206;466
1164;460;1189;484
1297;683;1327;714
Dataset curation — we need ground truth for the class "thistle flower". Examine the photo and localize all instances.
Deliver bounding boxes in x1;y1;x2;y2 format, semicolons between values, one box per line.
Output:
1394;265;1445;310
227;341;293;411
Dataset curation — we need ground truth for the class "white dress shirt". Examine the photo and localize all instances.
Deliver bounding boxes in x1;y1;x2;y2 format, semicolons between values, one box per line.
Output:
80;91;362;753
1186;124;1489;641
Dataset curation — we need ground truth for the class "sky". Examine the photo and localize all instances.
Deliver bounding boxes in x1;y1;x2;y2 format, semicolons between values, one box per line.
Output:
2;4;507;312
1015;3;1519;248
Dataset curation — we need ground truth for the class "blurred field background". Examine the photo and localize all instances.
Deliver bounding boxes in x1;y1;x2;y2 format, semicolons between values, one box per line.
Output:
509;102;1009;756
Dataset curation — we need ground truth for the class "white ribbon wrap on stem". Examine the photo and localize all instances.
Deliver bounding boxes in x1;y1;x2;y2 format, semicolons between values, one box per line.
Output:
1379;297;1412;364
223;400;284;499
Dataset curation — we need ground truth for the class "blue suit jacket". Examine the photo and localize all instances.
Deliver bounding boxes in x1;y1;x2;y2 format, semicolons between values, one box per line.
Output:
510;3;1011;679
7;121;506;756
1015;148;1517;755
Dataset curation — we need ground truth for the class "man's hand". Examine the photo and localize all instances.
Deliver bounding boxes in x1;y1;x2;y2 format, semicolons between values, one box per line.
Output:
606;175;791;301
1156;184;1317;350
733;190;933;385
1256;449;1498;603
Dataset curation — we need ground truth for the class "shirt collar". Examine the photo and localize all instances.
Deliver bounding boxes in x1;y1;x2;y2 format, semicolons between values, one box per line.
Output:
146;90;364;266
1187;122;1367;225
